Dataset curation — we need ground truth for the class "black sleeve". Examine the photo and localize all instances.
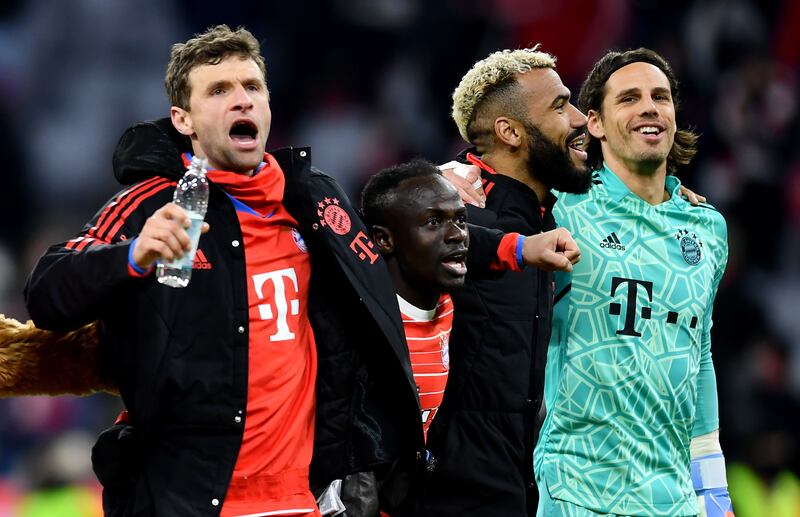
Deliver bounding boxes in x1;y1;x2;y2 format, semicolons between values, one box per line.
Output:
24;181;173;331
465;223;506;273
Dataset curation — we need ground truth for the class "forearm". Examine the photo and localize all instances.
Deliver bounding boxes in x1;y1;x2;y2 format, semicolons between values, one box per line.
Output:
25;241;137;331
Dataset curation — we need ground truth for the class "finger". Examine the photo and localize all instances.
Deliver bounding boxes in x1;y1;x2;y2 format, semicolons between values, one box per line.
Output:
696;194;707;203
201;222;210;234
440;162;486;208
153;226;187;257
445;172;485;208
160;203;191;227
563;249;581;265
541;251;573;272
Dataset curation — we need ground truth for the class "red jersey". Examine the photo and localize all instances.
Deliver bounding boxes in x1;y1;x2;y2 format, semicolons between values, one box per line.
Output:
206;154;319;517
398;294;453;441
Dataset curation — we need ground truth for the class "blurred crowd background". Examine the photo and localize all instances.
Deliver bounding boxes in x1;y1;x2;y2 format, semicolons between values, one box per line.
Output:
0;0;798;515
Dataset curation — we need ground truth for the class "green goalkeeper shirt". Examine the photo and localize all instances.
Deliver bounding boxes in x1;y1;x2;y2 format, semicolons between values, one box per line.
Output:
534;163;728;516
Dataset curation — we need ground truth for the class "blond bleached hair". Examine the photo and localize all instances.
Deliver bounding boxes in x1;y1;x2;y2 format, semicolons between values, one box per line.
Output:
452;46;556;143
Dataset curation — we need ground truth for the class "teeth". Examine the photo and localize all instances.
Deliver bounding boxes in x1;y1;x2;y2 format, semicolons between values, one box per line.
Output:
638;126;660;135
569;137;584;149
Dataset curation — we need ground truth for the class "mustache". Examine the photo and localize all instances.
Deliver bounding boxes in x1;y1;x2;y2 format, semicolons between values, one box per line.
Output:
566;127;587;143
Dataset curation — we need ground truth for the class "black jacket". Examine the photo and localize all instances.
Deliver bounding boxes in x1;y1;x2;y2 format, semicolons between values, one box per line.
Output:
420;151;556;517
24;119;432;517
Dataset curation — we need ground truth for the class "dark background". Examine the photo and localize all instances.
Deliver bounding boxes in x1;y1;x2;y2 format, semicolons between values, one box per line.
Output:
0;1;798;515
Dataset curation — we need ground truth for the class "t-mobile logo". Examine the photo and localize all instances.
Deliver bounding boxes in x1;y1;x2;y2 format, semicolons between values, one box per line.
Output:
253;268;300;342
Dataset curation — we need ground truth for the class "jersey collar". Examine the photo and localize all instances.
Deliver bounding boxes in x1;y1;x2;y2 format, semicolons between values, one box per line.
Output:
600;162;686;210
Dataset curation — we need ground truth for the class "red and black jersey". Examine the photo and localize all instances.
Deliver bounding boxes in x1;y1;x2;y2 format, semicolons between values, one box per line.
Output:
205;156;318;517
398;294;453;442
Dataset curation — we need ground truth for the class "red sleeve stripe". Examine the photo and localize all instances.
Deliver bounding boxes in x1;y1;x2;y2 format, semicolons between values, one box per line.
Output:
66;237;101;250
90;178;163;238
65;236;102;250
92;178;174;242
102;180;175;242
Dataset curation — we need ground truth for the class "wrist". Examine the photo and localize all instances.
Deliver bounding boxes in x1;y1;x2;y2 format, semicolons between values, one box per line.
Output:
127;238;154;278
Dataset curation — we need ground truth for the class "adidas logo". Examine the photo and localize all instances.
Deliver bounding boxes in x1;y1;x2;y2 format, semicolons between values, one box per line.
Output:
599;232;626;251
192;249;213;270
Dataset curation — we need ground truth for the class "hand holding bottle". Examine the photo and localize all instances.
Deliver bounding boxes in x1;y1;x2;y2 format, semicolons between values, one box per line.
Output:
132;203;210;271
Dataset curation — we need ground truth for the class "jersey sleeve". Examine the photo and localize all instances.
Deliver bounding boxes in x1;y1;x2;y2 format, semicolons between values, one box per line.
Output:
24;178;175;332
692;217;729;437
464;223;517;273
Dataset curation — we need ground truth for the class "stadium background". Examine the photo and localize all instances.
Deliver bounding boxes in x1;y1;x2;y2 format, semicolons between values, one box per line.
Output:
0;0;798;515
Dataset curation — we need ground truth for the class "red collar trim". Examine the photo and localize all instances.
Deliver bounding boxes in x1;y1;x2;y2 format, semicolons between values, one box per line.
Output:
465;152;497;175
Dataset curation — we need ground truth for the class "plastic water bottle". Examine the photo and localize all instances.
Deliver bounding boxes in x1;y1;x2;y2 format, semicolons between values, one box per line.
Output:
156;156;209;288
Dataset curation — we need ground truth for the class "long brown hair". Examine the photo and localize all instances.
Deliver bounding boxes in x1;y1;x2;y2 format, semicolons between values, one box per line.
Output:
578;48;698;173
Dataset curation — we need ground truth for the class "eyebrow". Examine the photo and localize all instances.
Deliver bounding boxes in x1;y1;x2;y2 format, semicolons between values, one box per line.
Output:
206;80;231;92
550;92;571;109
615;87;640;100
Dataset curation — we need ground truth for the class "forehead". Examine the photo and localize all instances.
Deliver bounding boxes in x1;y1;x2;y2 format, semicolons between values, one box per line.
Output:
393;175;461;212
516;67;569;108
604;62;671;97
187;56;264;89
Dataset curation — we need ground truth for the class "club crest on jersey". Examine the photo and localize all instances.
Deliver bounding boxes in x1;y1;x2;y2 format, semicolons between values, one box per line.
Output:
291;228;308;253
675;228;703;265
441;334;450;370
317;197;351;235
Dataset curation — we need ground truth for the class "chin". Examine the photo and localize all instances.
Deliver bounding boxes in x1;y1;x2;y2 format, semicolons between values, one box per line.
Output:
438;277;466;292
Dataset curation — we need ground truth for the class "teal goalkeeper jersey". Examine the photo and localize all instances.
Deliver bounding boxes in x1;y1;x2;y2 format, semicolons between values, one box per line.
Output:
535;164;728;516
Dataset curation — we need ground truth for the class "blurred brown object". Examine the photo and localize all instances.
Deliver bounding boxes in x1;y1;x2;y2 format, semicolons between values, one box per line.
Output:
0;316;118;397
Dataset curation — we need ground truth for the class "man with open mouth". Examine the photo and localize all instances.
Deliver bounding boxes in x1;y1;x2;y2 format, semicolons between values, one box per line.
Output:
419;46;594;517
19;24;583;517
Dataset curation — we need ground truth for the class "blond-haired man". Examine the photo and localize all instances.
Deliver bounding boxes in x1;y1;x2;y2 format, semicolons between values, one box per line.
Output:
420;47;591;516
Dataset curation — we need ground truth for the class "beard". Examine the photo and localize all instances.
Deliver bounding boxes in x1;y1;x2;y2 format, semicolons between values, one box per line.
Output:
524;122;592;194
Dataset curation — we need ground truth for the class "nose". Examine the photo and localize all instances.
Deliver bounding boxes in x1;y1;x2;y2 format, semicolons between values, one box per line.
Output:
568;103;588;128
445;221;468;243
231;84;254;111
639;96;658;116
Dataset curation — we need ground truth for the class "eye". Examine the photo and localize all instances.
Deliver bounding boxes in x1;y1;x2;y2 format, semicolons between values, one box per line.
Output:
246;84;260;92
621;96;636;103
211;87;225;96
457;214;467;225
426;217;441;226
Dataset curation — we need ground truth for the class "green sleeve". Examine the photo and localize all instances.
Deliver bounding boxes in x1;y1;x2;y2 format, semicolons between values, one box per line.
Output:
692;221;728;437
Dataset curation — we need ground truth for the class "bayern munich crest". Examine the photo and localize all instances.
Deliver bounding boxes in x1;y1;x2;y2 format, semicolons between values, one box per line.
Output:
291;227;308;253
675;229;703;265
317;197;351;235
441;334;450;370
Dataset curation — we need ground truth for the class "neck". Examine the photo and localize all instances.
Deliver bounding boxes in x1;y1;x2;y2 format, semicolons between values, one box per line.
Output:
481;150;547;202
603;153;669;205
387;261;439;310
191;146;257;177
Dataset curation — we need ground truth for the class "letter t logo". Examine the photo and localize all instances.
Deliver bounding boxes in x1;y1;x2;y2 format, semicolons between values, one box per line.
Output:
253;268;300;342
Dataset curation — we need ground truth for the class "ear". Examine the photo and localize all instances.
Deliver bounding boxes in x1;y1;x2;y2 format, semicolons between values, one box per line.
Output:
587;109;605;139
494;117;524;148
170;106;195;137
371;225;395;255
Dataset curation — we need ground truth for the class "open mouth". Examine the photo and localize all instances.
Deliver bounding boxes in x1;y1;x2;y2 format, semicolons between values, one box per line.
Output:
441;250;468;277
633;123;665;139
568;132;588;162
229;120;258;147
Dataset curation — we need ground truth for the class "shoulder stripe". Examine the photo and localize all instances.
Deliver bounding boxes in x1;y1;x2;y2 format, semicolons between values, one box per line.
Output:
93;178;175;243
694;203;719;212
91;178;164;239
103;180;175;242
